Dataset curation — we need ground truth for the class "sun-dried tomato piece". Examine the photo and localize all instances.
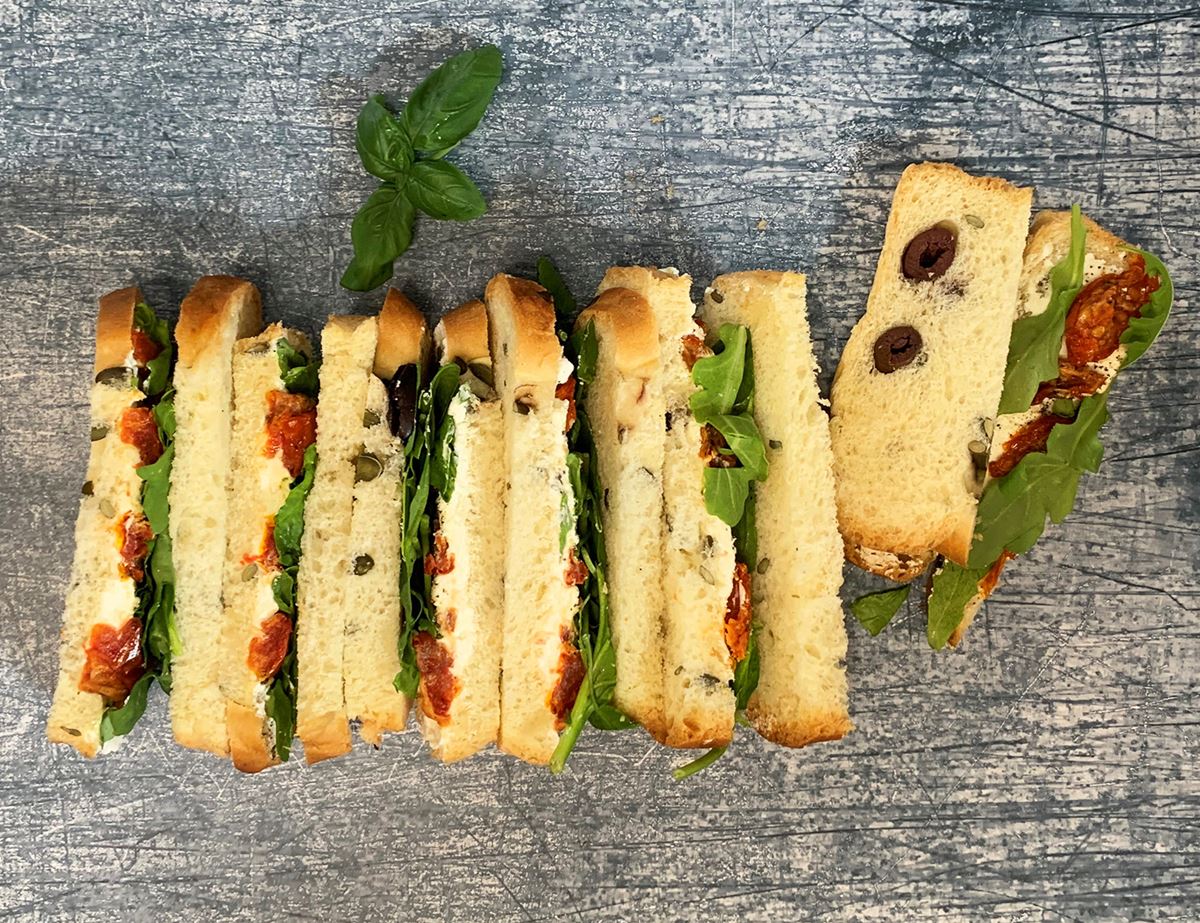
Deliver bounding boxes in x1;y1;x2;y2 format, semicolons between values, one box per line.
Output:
247;612;292;682
424;532;454;576
264;390;317;478
700;423;739;468
723;562;752;664
988;413;1075;480
1065;254;1159;366
564;547;588;586
80;618;144;704
131;328;162;366
413;631;459;724
549;644;586;724
117;513;154;582
556;376;577;433
118;406;163;466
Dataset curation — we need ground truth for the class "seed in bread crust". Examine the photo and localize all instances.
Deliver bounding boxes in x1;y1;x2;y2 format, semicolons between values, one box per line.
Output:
873;326;923;373
90;425;109;441
902;226;956;281
353;554;374;575
354;453;382;483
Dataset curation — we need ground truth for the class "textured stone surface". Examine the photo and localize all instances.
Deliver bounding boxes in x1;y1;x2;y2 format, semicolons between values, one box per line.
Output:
1;1;1197;920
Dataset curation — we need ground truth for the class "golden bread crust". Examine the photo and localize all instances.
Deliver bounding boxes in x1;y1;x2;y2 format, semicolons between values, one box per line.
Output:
176;276;263;368
227;702;277;774
575;287;659;377
437;299;490;365
93;286;141;375
484;274;560;387
374;289;429;379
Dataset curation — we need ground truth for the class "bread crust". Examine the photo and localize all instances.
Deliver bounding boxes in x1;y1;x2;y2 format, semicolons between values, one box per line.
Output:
484;274;560;387
575;288;659;377
437;299;490;365
374;289;429;379
227;701;277;773
93;286;141;375
176;276;263;367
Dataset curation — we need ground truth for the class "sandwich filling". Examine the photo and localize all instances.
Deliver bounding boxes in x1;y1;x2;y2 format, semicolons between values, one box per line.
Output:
81;302;178;746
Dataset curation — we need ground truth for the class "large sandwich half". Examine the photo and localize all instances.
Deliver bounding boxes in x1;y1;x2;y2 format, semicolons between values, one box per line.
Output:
170;276;263;755
48;287;178;756
296;290;428;763
221;322;320;772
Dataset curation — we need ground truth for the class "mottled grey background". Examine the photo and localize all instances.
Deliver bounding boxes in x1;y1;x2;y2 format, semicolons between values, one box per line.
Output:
1;1;1197;920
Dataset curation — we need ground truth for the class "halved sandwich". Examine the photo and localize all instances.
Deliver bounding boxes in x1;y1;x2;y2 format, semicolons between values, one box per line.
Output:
221;323;320;772
169;276;263;755
829;163;1033;582
700;272;851;747
297;289;428;762
48;287;178;756
404;299;505;763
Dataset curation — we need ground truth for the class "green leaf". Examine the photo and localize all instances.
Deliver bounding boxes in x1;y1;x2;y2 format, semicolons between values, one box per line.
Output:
402;45;503;153
570;320;598;386
732;628;760;711
276;339;320;398
341;255;396;293
406;160;487;221
1120;245;1173;368
537;255;577;326
272;570;295;616
690;324;748;421
732;485;757;567
134;302;173;398
136;443;173;535
274;444;318;568
998;205;1086;414
672;745;729;781
702;466;754;527
99;673;156;744
154;395;176;439
968;392;1108;568
356;94;414;182
927;560;991;650
345;185;415;291
264;645;297;762
850;584;911;637
705;413;768;480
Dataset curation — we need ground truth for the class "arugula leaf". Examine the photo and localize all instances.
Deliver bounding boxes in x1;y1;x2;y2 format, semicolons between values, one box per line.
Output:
732;486;758;572
926;561;991;649
571;320;598;385
537;256;577;324
137;442;173;534
407;160;487;221
673;745;729;781
733;628;760;711
998;205;1086;414
1120;246;1174;368
402;45;503;153
702;467;754;527
690;324;748;421
850;584;911;637
967;392;1108;568
134;302;173;398
274;444;318;568
343;185;416;292
356;94;414;183
265;645;297;762
705;413;768;480
99;673;155;745
276;339;320;398
272;570;295;616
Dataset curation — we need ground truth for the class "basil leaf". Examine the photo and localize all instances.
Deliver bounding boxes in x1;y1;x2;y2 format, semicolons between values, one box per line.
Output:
998;205;1086;414
690;324;748;421
429;364;462;498
346;185;415;289
672;745;729;781
702;466;754;527
274;444;318;568
927;560;991;650
341;255;396;293
1120;246;1173;368
967;392;1108;568
134;302;173;398
705;413;768;480
99;673;156;744
850;584;911;637
537;255;577;324
407;160;487;221
402;45;503;153
356;94;414;182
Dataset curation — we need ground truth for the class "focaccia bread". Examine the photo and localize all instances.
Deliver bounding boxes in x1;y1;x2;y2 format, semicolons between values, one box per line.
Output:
829;163;1033;579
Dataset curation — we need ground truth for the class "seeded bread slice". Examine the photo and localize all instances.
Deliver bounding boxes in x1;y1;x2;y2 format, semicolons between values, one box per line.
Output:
420;300;506;762
170;276;262;756
829;163;1033;579
575;287;667;736
486;274;579;765
47;287;152;757
702;271;852;747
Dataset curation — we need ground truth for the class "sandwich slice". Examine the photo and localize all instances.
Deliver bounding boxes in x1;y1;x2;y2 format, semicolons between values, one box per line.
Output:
169;276;263;755
403;299;505;763
48;287;178;756
700;272;851;747
221;323;320;772
485;273;589;765
829;163;1033;581
297;290;427;762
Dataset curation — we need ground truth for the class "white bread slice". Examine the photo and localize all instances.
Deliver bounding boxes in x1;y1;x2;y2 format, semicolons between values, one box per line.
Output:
574;287;666;735
170;276;262;755
948;211;1139;647
829;163;1032;579
48;287;155;756
702;271;852;747
222;324;314;773
485;274;580;764
599;267;736;748
419;299;506;762
339;291;429;747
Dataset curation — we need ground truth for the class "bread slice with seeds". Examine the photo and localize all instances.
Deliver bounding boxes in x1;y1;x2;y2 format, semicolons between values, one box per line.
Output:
701;271;852;747
829;163;1032;579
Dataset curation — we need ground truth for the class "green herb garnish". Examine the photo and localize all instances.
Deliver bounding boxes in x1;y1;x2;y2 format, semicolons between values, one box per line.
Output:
342;46;503;291
276;338;320;398
850;584;912;637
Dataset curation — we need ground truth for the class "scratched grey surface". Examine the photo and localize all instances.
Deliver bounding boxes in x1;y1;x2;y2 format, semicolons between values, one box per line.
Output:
1;1;1197;920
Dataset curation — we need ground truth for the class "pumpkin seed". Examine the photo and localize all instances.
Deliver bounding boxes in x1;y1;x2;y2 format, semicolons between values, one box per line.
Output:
95;367;131;388
241;563;258;582
354;453;382;483
245;342;270;355
468;361;494;388
964;214;984;229
699;565;715;586
768;439;782;450
353;554;375;576
363;409;381;428
757;557;772;574
90;425;108;442
81;480;94;497
99;498;116;518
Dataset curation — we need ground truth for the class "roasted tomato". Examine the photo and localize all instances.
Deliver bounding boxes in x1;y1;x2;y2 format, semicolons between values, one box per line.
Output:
681;333;708;371
723;562;752;663
242;519;280;571
549;643;586;724
118;406;163;466
80;618;144;704
556;376;577;433
117;513;154;582
413;631;459;724
424;532;454;576
564;547;588;586
131;327;162;365
247;612;292;682
264;390;317;478
700;423;738;468
988;413;1074;480
1034;364;1108;403
1065;254;1159;366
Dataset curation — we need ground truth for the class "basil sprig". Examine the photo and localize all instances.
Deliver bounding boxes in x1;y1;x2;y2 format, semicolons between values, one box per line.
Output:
99;305;178;743
689;325;769;526
342;46;503;292
393;362;462;697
